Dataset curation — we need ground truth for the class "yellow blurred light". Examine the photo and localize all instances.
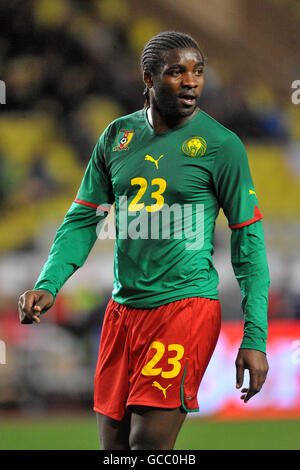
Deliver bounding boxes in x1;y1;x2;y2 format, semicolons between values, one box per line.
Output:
247;144;300;219
128;18;164;54
94;0;130;25
0;114;56;163
76;96;123;142
246;83;275;111
45;142;83;188
33;0;70;28
67;13;96;38
286;105;300;140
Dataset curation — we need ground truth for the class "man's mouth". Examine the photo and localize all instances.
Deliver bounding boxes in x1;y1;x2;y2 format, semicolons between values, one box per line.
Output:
178;93;196;106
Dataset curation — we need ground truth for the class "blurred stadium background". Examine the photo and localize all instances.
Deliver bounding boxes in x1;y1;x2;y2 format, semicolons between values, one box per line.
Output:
0;0;300;450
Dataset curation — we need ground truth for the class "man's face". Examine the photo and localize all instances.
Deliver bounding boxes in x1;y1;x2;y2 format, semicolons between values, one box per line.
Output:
147;47;205;120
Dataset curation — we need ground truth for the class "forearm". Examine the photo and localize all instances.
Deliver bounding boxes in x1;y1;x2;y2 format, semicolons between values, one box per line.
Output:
34;202;106;303
230;220;270;353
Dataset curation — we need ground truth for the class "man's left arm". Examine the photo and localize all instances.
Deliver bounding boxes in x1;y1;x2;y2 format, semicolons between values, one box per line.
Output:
212;133;270;403
231;220;270;403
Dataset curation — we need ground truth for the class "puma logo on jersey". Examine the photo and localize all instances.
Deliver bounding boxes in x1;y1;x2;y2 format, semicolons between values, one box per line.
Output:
145;154;164;169
249;190;256;196
152;381;172;398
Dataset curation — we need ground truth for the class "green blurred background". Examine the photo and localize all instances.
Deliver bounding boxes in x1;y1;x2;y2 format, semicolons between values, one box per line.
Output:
0;0;300;450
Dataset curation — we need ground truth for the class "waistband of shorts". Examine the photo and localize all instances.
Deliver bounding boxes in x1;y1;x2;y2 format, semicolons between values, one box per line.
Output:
108;296;219;313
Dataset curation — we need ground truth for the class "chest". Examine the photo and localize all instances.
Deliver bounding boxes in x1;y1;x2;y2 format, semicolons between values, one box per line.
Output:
107;131;218;209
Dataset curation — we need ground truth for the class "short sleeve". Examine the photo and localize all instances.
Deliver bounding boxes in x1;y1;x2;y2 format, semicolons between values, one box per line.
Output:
74;131;114;209
212;133;263;228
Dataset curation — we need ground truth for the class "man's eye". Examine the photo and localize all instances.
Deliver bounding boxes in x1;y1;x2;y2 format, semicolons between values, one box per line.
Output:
171;70;181;77
195;69;204;75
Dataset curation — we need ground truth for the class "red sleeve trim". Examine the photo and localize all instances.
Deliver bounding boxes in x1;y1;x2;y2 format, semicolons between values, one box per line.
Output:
74;198;110;212
229;205;263;229
74;198;98;209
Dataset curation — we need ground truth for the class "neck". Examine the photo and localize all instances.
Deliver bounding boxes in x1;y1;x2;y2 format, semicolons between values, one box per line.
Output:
147;102;199;133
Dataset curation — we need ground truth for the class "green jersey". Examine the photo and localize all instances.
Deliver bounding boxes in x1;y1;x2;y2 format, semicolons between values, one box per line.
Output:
34;108;270;352
74;108;263;305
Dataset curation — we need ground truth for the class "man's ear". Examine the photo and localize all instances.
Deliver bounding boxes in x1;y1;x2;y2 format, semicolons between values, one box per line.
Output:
143;71;153;89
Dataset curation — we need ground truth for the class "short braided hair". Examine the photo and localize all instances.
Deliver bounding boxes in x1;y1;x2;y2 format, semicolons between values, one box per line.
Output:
141;31;205;106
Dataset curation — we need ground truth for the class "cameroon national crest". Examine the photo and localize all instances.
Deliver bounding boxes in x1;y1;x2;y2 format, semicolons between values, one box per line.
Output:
113;129;135;151
182;136;207;157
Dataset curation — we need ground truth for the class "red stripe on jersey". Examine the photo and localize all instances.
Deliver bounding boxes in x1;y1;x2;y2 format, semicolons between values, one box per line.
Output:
229;205;263;229
74;198;110;212
74;198;98;209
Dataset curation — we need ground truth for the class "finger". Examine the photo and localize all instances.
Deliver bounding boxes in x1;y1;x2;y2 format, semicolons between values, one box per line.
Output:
244;370;259;403
21;315;33;324
18;298;26;319
236;364;244;389
20;294;45;324
19;303;34;323
20;312;33;324
32;307;41;321
257;371;268;390
18;300;32;324
33;298;51;313
18;300;24;320
21;292;37;317
244;389;255;403
240;388;248;400
19;294;40;324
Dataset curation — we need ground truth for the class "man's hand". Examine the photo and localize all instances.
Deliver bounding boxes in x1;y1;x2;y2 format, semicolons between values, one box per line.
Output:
235;348;269;403
18;290;54;324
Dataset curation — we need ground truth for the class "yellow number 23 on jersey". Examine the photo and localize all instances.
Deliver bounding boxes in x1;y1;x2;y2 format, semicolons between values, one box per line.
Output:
128;177;167;213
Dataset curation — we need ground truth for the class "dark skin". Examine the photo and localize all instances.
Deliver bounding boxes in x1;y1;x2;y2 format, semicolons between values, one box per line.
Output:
18;289;54;324
18;47;269;449
144;47;205;133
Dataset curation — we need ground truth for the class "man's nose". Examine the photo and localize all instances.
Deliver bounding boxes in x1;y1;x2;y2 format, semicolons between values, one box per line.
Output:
181;72;198;88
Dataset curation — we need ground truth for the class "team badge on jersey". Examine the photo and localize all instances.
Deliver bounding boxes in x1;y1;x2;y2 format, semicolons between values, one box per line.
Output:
113;129;135;151
182;136;207;157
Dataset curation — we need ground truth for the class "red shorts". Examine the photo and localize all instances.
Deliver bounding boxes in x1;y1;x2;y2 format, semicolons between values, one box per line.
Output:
94;297;221;420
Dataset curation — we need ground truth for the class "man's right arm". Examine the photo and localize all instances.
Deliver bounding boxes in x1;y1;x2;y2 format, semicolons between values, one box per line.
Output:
34;201;109;302
18;131;114;324
18;201;110;323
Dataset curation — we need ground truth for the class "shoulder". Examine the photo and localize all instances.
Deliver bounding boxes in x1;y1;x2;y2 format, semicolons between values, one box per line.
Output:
197;109;242;147
194;111;249;175
196;110;247;168
102;109;145;140
93;109;145;162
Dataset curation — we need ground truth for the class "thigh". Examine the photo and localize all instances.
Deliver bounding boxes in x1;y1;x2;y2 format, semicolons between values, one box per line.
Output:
96;409;131;450
94;300;130;421
127;297;221;414
129;405;187;450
